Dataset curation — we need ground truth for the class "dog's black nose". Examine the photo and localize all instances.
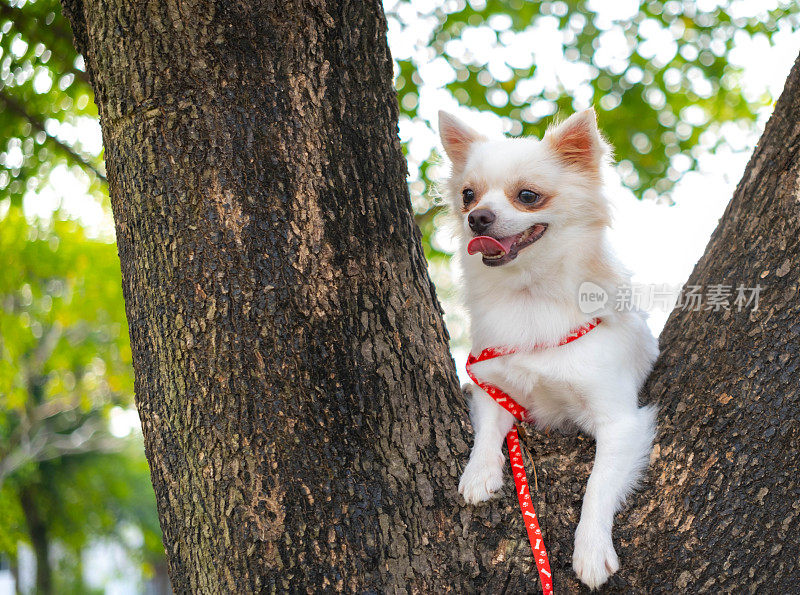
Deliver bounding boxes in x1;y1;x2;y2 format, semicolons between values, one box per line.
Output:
468;209;495;234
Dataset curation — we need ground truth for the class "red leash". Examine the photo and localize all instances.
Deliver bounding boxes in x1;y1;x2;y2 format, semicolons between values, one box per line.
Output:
465;318;601;595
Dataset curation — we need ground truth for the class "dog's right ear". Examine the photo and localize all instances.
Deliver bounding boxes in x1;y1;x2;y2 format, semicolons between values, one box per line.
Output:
438;110;484;170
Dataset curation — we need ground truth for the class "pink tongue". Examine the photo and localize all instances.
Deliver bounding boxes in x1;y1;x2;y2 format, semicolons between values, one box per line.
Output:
467;235;516;257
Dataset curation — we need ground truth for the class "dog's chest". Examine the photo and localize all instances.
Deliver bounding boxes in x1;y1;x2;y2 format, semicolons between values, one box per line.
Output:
469;289;586;351
467;289;595;426
471;352;586;428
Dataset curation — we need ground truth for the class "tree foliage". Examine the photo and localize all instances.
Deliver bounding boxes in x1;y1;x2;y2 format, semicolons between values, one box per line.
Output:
0;3;160;587
385;0;798;259
0;0;103;207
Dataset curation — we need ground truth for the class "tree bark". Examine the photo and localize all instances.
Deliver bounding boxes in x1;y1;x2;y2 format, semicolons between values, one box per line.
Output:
60;1;532;592
609;53;800;592
60;0;800;592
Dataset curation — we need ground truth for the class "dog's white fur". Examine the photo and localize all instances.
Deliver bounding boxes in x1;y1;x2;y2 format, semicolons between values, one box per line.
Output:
439;109;658;590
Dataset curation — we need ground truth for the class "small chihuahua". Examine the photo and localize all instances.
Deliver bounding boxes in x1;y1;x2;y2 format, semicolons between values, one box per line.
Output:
439;108;658;589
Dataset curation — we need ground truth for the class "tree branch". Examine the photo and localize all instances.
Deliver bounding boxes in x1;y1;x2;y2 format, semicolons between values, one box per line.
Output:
0;416;122;488
0;91;106;182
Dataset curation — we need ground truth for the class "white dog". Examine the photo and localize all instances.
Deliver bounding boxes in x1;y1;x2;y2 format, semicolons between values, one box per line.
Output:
439;108;658;589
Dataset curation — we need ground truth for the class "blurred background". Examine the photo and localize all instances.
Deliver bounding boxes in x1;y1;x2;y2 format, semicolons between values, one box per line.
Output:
0;0;798;592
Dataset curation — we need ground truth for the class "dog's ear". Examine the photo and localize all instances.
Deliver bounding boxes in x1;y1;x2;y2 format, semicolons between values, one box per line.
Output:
438;110;485;170
545;108;609;172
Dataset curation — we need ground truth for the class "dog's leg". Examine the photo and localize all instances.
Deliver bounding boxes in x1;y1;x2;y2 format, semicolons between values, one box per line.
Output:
459;383;515;504
573;404;657;589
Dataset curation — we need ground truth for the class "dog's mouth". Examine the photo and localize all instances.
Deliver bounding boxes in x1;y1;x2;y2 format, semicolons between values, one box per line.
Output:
467;223;548;267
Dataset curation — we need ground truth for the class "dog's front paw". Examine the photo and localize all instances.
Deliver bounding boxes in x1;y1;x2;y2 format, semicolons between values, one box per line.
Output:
458;452;504;504
572;524;619;590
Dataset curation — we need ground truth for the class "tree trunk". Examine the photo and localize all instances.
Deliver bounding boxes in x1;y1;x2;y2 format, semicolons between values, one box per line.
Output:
608;53;800;592
60;0;800;592
60;1;531;592
20;487;51;595
11;561;23;595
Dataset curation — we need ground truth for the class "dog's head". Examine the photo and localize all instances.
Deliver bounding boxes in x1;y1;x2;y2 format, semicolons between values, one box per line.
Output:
439;109;612;271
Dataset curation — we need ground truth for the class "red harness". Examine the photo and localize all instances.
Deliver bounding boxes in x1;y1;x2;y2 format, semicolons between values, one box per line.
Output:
465;317;601;595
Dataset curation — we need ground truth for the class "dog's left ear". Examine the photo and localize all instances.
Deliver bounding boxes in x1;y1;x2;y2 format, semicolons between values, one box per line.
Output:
438;110;485;170
545;108;610;172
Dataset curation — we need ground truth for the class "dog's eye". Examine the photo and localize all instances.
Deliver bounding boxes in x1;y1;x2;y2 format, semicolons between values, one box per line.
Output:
462;188;475;205
518;189;541;205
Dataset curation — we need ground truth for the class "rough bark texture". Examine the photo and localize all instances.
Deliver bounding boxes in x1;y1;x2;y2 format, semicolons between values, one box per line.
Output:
60;0;535;592
61;0;799;592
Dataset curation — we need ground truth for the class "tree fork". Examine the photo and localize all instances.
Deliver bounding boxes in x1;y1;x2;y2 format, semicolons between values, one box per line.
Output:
61;0;800;591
